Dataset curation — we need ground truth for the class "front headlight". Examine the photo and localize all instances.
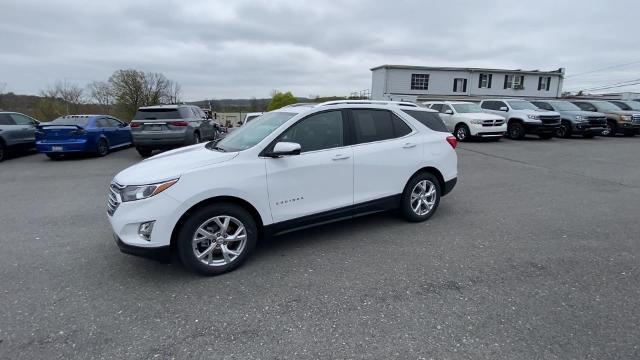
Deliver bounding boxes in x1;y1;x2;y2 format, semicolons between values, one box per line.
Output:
527;114;540;120
469;119;484;124
621;115;632;121
120;179;179;202
575;115;587;122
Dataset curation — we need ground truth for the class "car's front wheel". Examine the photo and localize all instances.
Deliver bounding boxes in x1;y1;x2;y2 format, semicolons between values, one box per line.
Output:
507;122;525;140
177;203;257;276
454;124;471;142
605;121;617;137
556;121;572;138
401;172;441;222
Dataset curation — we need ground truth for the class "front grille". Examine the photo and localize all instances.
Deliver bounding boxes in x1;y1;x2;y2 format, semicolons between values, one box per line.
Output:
633;114;640;124
107;183;123;216
588;116;607;125
481;119;506;127
540;115;560;125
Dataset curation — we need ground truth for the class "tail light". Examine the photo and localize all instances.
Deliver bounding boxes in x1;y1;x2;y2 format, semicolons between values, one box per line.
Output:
446;136;458;149
169;121;189;127
130;122;142;128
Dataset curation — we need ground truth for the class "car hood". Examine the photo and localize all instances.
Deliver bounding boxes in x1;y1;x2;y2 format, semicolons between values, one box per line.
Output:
520;109;561;116
114;143;238;185
463;112;505;120
557;110;604;117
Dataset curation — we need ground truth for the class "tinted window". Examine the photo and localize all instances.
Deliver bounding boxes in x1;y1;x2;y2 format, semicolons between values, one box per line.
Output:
107;118;123;127
0;114;16;125
351;109;395;144
392;114;412;137
610;101;631;110
441;105;453;113
573;102;596;112
10;114;35;125
50;117;91;127
532;101;554;111
401;110;449;133
279;111;343;152
430;104;443;112
134;108;182;120
480;101;494;110
95;119;110;128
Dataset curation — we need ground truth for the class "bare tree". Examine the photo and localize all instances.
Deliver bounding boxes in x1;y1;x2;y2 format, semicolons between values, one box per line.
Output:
165;80;181;104
40;81;84;113
0;82;6;109
87;81;114;113
108;69;183;119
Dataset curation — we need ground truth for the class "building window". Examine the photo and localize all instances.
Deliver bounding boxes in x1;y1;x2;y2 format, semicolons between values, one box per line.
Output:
411;74;429;90
453;78;467;93
504;74;524;89
479;73;492;88
538;76;551;91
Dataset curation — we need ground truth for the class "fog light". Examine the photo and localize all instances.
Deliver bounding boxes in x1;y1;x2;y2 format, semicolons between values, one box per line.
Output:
138;221;155;241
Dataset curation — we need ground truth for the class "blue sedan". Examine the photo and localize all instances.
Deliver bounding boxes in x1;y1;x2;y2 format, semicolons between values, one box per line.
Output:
36;115;132;159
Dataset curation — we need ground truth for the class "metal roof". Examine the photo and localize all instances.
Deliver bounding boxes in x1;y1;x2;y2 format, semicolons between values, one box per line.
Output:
371;64;565;76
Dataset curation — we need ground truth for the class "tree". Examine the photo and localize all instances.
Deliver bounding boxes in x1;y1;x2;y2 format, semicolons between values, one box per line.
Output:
267;91;297;111
87;81;115;113
0;82;6;109
35;81;84;120
108;69;182;119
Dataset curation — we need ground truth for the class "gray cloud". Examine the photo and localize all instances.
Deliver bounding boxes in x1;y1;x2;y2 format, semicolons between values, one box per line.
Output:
1;0;639;99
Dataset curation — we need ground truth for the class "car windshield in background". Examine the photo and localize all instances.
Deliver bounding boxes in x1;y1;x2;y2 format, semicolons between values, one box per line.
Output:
49;117;90;127
401;110;449;132
452;103;483;113
134;108;181;120
593;101;622;111
548;101;582;111
213;112;296;152
507;101;538;110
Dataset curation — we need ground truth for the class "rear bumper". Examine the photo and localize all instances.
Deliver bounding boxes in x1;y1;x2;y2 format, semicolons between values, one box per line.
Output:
442;177;457;196
132;132;189;148
36;140;92;153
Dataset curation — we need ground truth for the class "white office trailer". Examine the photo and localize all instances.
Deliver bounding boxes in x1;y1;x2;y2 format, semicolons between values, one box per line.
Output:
371;65;565;102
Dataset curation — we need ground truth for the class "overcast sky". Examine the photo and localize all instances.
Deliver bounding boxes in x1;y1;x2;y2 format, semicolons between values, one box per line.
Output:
1;0;639;100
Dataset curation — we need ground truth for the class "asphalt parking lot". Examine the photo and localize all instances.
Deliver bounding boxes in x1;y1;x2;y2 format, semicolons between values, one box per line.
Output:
1;136;639;359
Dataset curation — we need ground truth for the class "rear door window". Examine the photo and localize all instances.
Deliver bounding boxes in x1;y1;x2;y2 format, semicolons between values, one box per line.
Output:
134;108;182;120
392;114;412;137
401;110;449;133
351;109;396;144
10;114;35;125
0;114;17;125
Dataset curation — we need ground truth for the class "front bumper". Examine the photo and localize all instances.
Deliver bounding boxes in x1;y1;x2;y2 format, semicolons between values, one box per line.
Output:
573;123;606;134
469;124;506;137
114;234;170;261
523;123;560;135
36;140;91;153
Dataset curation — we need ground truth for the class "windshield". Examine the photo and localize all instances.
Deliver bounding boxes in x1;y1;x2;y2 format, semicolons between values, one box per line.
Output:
214;112;296;152
593;101;622;111
619;101;640;111
507;100;538;110
451;103;483;113
49;117;91;127
548;101;581;111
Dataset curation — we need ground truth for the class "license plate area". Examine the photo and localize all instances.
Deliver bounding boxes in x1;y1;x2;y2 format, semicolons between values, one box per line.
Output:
52;146;63;152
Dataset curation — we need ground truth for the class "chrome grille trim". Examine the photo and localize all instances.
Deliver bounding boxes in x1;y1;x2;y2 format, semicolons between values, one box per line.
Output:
107;182;124;216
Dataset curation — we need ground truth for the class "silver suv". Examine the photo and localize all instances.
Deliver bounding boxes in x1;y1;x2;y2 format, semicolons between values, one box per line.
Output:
0;112;40;162
130;105;218;157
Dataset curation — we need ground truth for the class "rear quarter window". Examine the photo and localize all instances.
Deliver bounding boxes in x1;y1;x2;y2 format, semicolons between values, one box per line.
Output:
401;110;449;133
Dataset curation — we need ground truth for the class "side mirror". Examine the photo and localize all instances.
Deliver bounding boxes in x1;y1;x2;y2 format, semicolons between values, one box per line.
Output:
236;121;242;127
499;106;508;112
267;142;301;157
444;109;453;115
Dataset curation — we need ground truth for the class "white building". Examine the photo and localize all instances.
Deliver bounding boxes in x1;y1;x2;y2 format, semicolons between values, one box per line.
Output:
371;65;565;102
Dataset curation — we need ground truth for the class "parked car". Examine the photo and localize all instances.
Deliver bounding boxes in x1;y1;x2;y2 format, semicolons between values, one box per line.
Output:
480;99;561;140
108;100;458;275
35;115;131;159
607;100;640;112
0;111;40;162
424;101;506;141
530;100;607;138
130;105;218;157
570;100;640;137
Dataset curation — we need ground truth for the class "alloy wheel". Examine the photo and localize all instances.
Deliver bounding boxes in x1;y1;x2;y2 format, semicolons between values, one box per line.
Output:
456;127;467;141
410;180;437;216
557;124;567;137
192;215;247;267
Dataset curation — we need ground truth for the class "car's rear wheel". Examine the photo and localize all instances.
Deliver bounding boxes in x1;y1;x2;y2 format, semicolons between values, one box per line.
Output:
177;203;257;276
96;139;109;157
0;142;5;162
401;172;441;222
136;147;153;158
193;132;201;145
507;122;525;140
454;124;470;142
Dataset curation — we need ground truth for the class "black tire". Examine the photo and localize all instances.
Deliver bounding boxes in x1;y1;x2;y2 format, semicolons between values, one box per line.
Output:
556;120;572;138
623;131;636;137
605;121;617;137
539;134;553;140
46;153;64;160
507;121;525;140
192;131;201;145
0;142;5;162
96;138;109;157
177;203;258;276
454;124;471;142
583;133;595;139
400;172;441;222
136;147;153;158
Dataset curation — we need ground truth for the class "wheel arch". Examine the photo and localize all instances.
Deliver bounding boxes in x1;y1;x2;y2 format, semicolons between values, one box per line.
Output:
170;195;265;252
508;117;524;124
406;167;445;195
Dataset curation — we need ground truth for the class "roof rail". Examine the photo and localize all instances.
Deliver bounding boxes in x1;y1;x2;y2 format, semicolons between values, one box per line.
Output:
281;103;318;108
315;100;420;108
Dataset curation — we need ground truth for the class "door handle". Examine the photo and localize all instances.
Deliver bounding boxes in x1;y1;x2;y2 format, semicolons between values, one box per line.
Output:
403;142;417;149
332;154;350;161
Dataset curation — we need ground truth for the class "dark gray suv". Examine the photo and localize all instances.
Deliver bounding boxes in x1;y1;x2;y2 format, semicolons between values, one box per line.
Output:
531;100;607;138
130;105;218;157
0;112;40;162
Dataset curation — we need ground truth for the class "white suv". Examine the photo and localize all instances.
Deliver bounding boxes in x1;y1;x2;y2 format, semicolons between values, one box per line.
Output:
479;99;561;140
424;101;506;141
107;101;458;275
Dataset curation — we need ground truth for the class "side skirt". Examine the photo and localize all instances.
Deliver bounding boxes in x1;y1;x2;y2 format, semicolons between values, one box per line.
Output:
264;194;401;238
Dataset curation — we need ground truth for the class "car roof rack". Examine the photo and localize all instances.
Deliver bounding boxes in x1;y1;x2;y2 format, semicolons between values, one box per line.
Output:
315;100;420;108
